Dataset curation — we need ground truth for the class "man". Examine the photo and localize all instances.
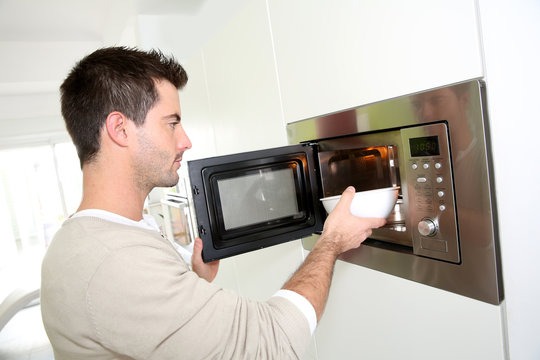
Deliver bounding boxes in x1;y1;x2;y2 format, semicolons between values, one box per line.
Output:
41;47;385;359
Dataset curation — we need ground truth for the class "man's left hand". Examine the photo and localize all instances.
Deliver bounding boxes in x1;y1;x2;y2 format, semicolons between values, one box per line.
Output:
191;237;220;282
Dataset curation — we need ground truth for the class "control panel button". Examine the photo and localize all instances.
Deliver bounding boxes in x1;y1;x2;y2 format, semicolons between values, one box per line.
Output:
423;163;430;169
418;218;438;237
439;205;446;211
437;191;445;198
435;162;442;169
436;177;443;183
412;163;418;170
417;177;427;183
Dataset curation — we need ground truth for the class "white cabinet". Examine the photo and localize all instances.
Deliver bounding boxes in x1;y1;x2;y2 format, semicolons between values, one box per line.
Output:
185;4;316;354
182;3;316;356
315;261;505;360
181;51;218;162
198;0;288;155
263;1;503;359
267;0;484;123
179;0;507;358
183;0;307;307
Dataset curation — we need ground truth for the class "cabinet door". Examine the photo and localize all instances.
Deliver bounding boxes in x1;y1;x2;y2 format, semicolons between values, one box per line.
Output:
267;0;483;122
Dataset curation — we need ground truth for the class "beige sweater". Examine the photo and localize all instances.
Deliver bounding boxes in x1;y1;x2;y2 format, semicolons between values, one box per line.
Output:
41;216;310;359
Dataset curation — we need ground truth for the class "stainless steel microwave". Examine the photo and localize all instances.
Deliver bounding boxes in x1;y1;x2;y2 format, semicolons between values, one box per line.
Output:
186;80;503;305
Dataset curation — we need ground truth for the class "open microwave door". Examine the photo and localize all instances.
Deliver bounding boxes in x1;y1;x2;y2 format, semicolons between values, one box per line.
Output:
188;143;324;262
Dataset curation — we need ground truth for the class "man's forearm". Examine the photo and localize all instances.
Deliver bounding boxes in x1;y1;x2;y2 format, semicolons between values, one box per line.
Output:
282;234;341;321
282;186;387;324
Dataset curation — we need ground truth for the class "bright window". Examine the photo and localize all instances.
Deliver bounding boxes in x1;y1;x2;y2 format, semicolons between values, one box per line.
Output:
0;143;81;297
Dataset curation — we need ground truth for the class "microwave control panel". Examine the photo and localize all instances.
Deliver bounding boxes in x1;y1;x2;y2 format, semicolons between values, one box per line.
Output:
400;123;460;263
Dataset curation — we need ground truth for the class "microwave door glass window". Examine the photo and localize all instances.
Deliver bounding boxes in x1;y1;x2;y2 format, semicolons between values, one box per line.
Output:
217;168;300;230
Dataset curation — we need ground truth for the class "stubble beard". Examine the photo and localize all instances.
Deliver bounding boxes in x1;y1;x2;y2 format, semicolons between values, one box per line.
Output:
134;134;180;193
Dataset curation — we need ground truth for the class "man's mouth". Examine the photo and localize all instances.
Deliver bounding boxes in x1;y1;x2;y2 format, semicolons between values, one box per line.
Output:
174;155;183;167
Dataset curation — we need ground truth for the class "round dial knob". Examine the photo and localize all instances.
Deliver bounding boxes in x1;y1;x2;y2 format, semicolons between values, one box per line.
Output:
418;218;438;236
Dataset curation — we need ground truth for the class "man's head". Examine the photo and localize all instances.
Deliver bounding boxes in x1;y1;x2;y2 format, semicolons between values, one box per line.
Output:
60;46;188;167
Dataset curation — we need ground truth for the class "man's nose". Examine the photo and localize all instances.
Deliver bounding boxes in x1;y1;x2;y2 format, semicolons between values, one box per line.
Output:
177;127;192;151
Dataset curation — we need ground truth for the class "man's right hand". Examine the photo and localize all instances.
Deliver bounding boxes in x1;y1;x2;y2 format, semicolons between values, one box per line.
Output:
320;186;387;255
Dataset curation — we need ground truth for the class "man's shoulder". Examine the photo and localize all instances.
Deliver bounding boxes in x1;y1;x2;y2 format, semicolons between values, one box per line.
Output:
54;215;166;248
43;215;179;275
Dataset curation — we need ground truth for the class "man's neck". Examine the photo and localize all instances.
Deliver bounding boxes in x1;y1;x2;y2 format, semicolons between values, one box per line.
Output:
78;162;149;221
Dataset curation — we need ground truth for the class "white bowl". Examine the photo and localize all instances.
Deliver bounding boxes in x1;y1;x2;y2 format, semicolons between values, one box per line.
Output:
320;186;400;218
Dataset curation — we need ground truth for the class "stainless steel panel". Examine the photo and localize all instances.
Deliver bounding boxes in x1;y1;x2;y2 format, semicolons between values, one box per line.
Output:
400;123;460;263
289;80;503;305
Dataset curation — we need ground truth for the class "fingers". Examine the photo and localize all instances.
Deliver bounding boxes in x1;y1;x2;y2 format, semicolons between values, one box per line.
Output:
191;237;220;282
356;218;386;242
366;217;387;229
191;237;203;265
333;186;355;212
194;237;203;251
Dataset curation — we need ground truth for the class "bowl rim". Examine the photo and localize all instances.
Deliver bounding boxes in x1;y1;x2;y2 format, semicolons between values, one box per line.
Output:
320;186;400;202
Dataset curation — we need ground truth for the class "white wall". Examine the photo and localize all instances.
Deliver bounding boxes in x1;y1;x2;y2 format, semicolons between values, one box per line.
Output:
0;0;141;149
267;0;483;122
477;1;540;358
0;41;101;149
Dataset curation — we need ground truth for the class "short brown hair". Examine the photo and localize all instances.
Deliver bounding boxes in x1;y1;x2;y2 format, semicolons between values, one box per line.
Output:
60;46;188;166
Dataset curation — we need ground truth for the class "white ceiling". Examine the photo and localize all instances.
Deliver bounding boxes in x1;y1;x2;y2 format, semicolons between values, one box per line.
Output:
0;0;206;42
0;0;211;87
0;0;247;141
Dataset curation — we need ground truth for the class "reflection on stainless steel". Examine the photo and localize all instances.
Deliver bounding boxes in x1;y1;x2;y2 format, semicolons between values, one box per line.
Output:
291;80;502;305
386;199;405;225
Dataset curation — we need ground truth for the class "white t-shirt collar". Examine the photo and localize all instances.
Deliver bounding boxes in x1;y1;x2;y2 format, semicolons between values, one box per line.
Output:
71;209;160;232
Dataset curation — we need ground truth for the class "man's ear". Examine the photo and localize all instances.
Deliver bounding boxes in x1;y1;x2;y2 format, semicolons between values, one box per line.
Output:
105;111;130;147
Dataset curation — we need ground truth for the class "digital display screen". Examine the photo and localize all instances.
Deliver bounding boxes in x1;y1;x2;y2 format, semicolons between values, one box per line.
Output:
409;136;440;157
217;167;300;230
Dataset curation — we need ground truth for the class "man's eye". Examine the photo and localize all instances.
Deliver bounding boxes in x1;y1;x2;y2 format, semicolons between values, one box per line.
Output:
169;122;179;129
